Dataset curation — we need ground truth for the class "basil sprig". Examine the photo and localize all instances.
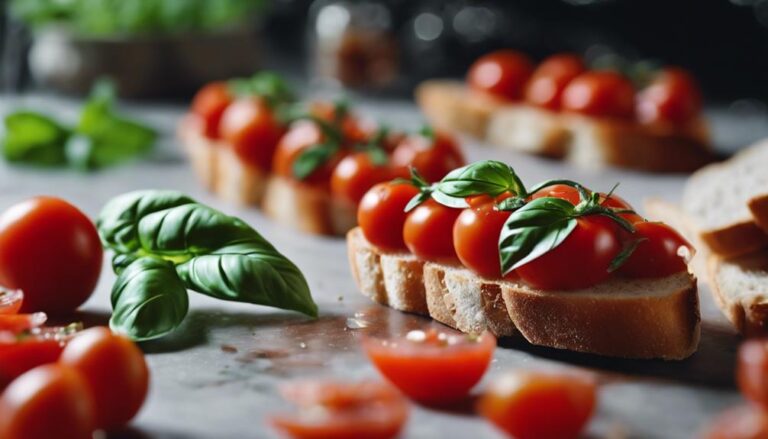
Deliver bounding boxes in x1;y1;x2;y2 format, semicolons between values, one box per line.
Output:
290;102;348;180
97;190;317;341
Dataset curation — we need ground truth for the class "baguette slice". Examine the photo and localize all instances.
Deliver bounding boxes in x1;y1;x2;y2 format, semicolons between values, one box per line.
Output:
415;80;502;140
347;227;700;360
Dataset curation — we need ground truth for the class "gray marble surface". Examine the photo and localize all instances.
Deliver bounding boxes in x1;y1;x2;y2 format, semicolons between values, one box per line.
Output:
1;93;767;439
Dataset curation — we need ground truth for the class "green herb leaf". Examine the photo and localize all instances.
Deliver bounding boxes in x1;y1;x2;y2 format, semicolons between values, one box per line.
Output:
292;143;338;180
110;257;189;341
1;111;69;166
499;197;578;275
608;238;647;273
228;71;295;109
437;160;527;200
496;196;527;212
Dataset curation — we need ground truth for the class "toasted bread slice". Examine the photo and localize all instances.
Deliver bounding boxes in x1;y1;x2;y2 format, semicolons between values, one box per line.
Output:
708;252;768;336
179;117;221;192
347;228;700;360
415;80;502;139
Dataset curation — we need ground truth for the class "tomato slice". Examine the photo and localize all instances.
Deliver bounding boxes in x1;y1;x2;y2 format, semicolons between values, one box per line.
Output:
0;324;82;389
0;288;23;315
270;380;409;439
362;329;496;404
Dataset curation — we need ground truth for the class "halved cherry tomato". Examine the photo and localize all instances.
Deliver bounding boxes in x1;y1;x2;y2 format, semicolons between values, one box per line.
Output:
219;97;286;171
517;217;621;290
736;339;768;410
191;82;233;139
453;196;512;278
362;329;495;404
0;365;95;439
562;71;636;119
0;325;80;389
524;54;585;110
0;288;22;315
637;68;701;126
272;121;347;186
703;405;768;439
60;327;149;431
358;182;420;251
478;371;597;439
331;152;394;205
0;197;102;315
403;200;461;263
618;222;691;278
390;131;465;183
270;380;409;439
467;50;534;101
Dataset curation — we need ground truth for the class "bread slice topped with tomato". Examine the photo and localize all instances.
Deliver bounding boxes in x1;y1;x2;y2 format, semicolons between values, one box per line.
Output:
179;72;466;235
347;160;700;360
417;51;713;173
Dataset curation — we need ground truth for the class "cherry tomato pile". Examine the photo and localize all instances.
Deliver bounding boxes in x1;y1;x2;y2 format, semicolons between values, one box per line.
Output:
468;50;702;126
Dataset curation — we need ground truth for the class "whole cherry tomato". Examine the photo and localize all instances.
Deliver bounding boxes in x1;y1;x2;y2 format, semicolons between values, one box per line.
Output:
516;217;621;289
637;68;702;126
191;82;233;139
0;197;102;315
524;54;585;110
703;405;768;439
0;365;95;439
272;121;347;186
358;182;420;251
390;131;465;183
0;338;63;390
736;339;768;410
219;97;286;171
60;327;149;431
403;200;461;262
599;192;644;224
478;371;597;439
467;50;534;101
331;152;394;205
618;222;691;278
362;329;495;404
453;196;512;278
309;101;368;146
562;71;636;119
529;184;582;205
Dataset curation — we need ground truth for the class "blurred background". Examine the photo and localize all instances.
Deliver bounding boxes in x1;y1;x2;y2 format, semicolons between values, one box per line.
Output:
2;0;768;107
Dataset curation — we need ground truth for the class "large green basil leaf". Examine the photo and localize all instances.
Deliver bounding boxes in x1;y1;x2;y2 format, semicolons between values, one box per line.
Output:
499;197;577;276
2;111;69;166
176;242;317;317
437;160;527;200
110;257;189;341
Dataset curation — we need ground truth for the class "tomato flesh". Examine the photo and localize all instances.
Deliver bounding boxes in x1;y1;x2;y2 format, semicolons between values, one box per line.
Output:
331;152;394;205
363;329;495;404
524;54;585;110
453;196;511;278
358;182;420;251
403;200;461;263
562;71;636;119
478;371;597;439
467;50;534;101
390;131;465;183
220;97;286;171
618;222;691;278
191;82;233;139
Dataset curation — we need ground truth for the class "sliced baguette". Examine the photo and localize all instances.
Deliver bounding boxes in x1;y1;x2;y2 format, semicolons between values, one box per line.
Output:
347;227;700;360
415;80;503;140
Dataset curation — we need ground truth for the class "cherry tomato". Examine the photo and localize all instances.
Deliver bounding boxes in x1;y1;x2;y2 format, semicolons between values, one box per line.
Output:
270;380;409;439
529;184;582;205
524;54;585;110
562;71;636;119
272;121;346;186
60;327;149;431
703;405;768;439
362;329;495;404
191;82;233;139
517;217;621;289
309;101;368;145
403;200;462;263
467;50;534;101
618;222;691;278
0;197;102;315
219;97;286;171
478;371;597;439
0;365;94;439
599;192;644;223
637;68;702;126
391;131;465;183
0;313;47;333
358;182;420;251
453;196;512;278
736;339;768;410
0;338;63;390
0;288;22;315
331;152;394;205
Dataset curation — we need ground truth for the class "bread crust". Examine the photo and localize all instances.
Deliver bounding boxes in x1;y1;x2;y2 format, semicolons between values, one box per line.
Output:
708;252;768;336
347;227;700;359
749;195;768;236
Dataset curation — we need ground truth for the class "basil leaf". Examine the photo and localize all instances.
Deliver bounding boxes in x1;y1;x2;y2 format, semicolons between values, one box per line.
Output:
499;197;577;275
177;242;317;317
110;257;189;341
608;238;647;273
2;111;69;166
437;160;527;199
496;196;527;212
431;190;469;209
292;143;337;180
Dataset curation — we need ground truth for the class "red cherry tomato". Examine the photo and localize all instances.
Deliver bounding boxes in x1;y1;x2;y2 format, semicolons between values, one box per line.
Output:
362;329;495;404
453;196;511;278
478;371;597;439
618;222;691;278
270;380;409;439
637;68;702;126
0;365;95;439
562;71;636;119
529;184;582;205
358;182;420;251
60;327;149;431
331;152;394;205
309;101;369;145
0;313;47;333
467;50;534;101
524;54;586;110
517;217;621;289
0;197;102;315
0;289;22;315
703;405;768;439
599;193;644;223
0;338;63;390
736;339;768;410
219;97;286;171
403;200;461;263
191;82;233;139
391;131;465;183
272;121;346;186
